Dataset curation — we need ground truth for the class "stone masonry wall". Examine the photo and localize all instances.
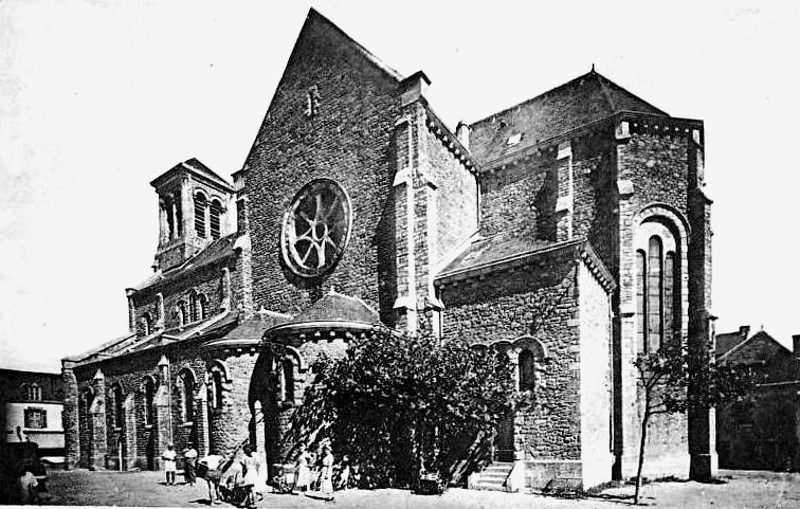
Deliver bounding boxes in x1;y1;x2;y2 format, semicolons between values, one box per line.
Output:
439;250;582;462
245;14;402;317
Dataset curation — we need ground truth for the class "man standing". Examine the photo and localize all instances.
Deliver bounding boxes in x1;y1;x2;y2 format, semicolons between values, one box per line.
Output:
183;443;198;486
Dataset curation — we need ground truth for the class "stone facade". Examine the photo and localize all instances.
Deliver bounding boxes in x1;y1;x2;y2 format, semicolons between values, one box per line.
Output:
63;8;713;489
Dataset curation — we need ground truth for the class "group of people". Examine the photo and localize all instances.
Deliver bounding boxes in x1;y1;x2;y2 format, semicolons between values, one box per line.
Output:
160;440;349;506
290;443;349;500
160;443;199;486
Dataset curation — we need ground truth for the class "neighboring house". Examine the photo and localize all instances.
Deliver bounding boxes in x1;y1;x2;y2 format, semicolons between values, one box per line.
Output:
0;368;65;457
716;327;800;471
62;8;714;489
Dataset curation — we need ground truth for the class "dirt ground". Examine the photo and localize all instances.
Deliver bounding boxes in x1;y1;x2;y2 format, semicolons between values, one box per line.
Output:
31;469;800;508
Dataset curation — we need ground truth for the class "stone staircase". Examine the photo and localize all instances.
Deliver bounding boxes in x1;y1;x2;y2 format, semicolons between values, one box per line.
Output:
471;462;514;491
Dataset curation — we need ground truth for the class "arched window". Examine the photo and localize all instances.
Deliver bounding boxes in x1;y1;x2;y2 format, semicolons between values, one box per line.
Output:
210;200;222;239
179;371;195;423
141;313;153;336
194;193;207;238
647;236;663;352
178;302;188;326
165;196;175;238
199;295;208;320
207;364;226;412
112;384;124;428
189;291;199;322
143;377;156;426
635;220;680;353
519;350;536;391
282;358;295;402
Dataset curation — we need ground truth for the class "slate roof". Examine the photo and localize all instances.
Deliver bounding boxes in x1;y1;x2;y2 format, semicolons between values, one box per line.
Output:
266;290;382;336
132;233;239;292
718;330;790;365
435;234;615;293
716;326;750;358
150;158;233;192
468;70;668;165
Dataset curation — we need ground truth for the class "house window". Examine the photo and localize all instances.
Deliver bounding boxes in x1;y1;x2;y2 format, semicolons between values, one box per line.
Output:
635;221;679;353
194;193;207;238
112;384;124;428
24;408;47;429
26;384;42;402
210;200;222;239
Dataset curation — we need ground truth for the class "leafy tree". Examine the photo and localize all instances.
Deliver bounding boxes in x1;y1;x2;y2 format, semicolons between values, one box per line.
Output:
632;339;758;504
285;328;518;488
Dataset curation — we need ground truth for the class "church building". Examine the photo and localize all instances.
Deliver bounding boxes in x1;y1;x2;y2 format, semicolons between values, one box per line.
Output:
62;8;713;489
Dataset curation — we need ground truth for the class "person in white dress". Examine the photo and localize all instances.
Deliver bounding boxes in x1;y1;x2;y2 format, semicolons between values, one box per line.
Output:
162;444;177;485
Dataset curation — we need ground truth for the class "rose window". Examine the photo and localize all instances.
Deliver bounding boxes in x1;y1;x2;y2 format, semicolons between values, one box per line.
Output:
281;179;352;277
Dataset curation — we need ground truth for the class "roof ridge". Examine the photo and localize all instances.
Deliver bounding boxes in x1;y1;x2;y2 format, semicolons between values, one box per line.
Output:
470;69;667;128
718;329;788;362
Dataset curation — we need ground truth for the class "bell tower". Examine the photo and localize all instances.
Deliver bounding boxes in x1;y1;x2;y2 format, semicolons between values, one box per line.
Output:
150;158;234;271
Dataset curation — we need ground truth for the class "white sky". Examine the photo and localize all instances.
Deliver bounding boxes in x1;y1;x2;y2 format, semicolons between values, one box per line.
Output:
1;1;799;373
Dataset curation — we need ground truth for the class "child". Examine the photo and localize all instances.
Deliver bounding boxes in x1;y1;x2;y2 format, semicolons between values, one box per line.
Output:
162;444;177;485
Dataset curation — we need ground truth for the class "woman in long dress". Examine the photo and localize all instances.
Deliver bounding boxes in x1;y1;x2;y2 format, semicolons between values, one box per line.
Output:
318;444;334;499
292;445;311;494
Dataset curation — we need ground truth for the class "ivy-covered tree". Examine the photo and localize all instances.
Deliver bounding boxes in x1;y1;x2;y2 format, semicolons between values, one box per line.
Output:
286;328;518;489
632;339;759;504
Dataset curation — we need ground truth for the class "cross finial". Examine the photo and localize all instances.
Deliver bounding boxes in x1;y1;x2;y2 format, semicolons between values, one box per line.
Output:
591;63;595;73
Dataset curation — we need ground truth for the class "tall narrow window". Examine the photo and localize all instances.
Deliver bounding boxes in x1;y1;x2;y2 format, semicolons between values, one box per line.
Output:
178;302;188;326
175;191;183;236
189;291;198;322
647;236;663;352
636;250;647;351
664;252;675;342
199;295;208;320
236;199;246;233
113;385;124;428
142;313;153;336
210;200;222;239
211;371;224;409
180;372;195;423
519;350;536;391
165;197;175;238
194;193;207;238
144;378;155;426
283;358;295;402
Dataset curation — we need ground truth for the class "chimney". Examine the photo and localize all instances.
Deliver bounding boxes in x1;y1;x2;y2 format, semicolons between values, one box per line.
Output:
739;325;751;339
793;334;800;359
456;121;470;150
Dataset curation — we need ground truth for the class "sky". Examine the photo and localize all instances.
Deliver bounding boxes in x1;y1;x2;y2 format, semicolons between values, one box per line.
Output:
1;0;799;373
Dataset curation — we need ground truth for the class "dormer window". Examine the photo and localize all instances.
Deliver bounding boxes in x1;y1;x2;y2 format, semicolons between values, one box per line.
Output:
507;133;523;146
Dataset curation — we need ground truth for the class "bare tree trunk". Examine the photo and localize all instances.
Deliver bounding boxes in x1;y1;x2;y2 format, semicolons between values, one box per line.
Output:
634;403;651;505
